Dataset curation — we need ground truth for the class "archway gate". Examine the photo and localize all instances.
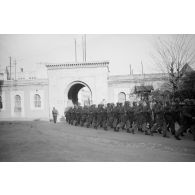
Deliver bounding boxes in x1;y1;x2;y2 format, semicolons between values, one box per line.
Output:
46;61;109;118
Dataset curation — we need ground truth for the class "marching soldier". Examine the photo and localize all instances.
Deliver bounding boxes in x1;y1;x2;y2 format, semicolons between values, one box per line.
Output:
112;103;120;131
106;103;114;130
92;105;97;128
116;103;126;131
164;101;175;135
151;101;168;137
126;102;135;134
142;101;153;135
175;99;193;140
136;101;144;132
94;104;103;129
86;105;94;128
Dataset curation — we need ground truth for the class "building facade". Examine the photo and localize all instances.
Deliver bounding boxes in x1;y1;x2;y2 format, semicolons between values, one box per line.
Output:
0;61;169;121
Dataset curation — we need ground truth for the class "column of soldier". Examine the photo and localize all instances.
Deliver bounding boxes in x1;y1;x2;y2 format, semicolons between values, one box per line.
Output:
65;99;195;141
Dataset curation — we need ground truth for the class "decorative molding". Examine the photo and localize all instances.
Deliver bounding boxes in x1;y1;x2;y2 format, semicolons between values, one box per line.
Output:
45;61;110;71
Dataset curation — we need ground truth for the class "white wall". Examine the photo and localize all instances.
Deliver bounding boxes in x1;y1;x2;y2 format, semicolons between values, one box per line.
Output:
47;66;108;118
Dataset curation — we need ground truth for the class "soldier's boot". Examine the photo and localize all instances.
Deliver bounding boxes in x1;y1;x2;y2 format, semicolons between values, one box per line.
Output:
145;131;149;135
103;123;107;130
127;128;131;133
163;131;169;138
149;129;153;136
163;130;169;138
171;130;175;135
158;128;162;134
116;124;120;131
131;123;136;134
175;135;181;140
114;126;119;132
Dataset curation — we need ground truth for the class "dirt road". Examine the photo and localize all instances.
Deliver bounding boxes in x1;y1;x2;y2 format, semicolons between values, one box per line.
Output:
0;121;195;161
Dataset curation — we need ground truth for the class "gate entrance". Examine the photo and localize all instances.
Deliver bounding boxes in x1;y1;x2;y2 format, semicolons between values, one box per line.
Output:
67;81;92;106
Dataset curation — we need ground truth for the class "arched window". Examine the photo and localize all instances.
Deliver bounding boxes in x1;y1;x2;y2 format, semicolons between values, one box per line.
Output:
118;92;126;103
34;94;41;108
0;96;3;109
14;95;21;112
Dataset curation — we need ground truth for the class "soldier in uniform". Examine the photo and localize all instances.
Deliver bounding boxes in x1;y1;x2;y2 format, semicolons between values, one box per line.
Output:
190;99;195;141
72;106;78;125
86;105;94;128
92;105;97;128
175;99;193;140
102;105;108;130
121;101;132;133
172;98;182;129
52;107;59;123
142;101;153;135
116;103;126;131
130;102;138;133
80;106;87;126
151;101;168;137
75;106;82;126
64;108;70;124
164;101;175;135
126;102;135;134
106;103;114;130
94;104;103;129
136;101;144;132
112;103;120;131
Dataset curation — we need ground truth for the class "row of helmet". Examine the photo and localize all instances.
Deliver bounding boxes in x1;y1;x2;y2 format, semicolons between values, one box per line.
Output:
73;98;195;109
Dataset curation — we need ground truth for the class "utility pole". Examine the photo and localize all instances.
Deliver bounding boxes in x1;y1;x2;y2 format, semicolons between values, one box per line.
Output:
82;36;84;62
74;39;77;62
82;34;87;62
141;60;144;75
84;34;86;62
14;59;17;80
9;56;12;80
129;64;132;75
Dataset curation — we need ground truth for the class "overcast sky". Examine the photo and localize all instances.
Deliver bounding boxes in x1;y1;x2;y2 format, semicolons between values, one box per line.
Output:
0;34;195;75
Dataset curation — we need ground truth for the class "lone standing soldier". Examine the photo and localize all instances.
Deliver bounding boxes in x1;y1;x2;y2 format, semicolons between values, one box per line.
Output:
52;107;58;123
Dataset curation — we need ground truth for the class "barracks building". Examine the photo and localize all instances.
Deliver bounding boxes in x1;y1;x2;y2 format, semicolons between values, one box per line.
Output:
0;61;172;121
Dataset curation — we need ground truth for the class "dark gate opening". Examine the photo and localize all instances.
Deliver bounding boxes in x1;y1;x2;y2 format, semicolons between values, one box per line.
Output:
68;83;85;105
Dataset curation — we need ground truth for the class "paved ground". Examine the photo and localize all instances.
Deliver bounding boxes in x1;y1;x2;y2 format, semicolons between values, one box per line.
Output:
0;121;195;162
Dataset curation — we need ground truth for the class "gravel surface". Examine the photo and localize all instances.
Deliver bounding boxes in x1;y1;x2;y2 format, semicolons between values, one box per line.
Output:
0;121;195;161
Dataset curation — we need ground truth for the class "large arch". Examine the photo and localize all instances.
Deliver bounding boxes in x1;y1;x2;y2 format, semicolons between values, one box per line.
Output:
65;81;92;106
46;61;109;118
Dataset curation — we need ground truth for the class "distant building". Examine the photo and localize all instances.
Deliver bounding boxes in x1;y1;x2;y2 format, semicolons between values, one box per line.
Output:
0;61;192;121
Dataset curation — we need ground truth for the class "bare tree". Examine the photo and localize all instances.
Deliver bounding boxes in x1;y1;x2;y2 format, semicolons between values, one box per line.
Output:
152;35;195;98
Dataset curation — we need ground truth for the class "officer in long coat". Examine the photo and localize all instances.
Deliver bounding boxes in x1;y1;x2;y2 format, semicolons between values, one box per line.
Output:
52;107;59;123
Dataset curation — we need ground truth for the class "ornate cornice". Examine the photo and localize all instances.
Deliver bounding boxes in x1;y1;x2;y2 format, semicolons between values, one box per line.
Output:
45;61;109;70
